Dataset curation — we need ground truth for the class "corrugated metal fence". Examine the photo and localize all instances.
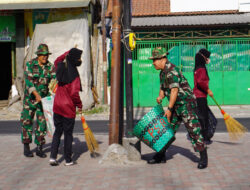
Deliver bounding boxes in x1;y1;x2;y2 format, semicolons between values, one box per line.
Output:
132;38;250;107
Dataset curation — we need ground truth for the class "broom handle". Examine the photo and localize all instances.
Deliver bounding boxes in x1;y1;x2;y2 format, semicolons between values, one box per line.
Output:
211;96;222;110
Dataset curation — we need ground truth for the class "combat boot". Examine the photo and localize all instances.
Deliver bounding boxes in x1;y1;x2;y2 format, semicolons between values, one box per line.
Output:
24;143;33;157
198;149;208;169
147;152;166;164
36;145;47;158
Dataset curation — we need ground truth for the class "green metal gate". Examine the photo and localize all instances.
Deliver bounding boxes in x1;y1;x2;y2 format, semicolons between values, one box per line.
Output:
132;38;250;107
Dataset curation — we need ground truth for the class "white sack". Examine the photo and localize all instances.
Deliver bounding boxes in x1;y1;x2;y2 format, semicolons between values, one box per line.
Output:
41;95;55;138
25;15;94;109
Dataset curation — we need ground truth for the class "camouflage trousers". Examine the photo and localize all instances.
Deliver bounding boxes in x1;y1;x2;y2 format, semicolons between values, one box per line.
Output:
20;98;47;145
170;101;206;152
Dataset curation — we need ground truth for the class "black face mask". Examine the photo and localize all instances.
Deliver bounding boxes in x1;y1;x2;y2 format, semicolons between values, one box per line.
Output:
75;60;82;67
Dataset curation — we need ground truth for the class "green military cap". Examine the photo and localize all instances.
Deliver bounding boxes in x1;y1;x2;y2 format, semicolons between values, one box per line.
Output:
149;47;169;60
35;44;52;55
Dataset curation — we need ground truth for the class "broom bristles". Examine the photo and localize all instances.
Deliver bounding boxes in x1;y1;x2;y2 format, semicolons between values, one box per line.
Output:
85;128;99;152
82;121;99;153
224;113;248;141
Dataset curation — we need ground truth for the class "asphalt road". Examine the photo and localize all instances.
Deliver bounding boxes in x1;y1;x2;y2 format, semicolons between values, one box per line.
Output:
0;118;249;134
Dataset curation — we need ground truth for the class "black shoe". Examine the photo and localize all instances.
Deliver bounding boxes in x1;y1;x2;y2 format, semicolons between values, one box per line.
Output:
147;152;166;164
198;149;208;169
205;139;213;145
24;143;34;157
49;159;59;166
36;145;47;158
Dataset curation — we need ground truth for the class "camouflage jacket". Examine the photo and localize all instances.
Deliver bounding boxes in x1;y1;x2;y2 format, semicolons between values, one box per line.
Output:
24;58;56;100
160;61;196;105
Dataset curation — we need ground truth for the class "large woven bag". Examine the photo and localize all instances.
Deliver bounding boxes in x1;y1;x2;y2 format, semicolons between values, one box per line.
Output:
133;104;175;152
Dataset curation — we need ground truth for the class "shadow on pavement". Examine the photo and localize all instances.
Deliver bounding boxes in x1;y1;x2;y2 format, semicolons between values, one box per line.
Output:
30;137;103;163
141;145;199;163
213;140;242;145
30;142;52;154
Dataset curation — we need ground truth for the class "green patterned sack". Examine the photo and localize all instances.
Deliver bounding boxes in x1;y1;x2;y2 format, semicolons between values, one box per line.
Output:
133;104;175;152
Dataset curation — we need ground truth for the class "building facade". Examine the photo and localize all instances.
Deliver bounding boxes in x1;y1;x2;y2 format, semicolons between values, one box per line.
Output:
129;0;250;106
0;0;101;109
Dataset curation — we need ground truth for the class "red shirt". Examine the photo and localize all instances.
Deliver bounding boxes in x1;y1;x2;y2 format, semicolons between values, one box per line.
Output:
53;51;82;118
53;77;82;118
193;68;209;98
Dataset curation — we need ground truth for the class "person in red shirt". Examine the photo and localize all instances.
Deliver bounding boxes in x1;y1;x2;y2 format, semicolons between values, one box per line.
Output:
49;48;83;166
193;48;213;143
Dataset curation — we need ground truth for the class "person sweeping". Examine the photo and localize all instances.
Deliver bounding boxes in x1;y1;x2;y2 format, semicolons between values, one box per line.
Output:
193;48;217;143
49;48;83;166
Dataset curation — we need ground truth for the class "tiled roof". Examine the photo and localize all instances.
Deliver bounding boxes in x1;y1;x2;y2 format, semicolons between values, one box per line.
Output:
132;0;170;16
106;0;238;17
106;0;170;17
132;13;250;27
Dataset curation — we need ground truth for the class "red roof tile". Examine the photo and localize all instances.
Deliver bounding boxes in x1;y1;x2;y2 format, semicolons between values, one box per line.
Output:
132;0;170;16
106;0;170;17
106;0;238;17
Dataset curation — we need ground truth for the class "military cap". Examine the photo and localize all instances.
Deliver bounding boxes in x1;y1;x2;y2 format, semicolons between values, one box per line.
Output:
35;44;52;55
149;47;169;60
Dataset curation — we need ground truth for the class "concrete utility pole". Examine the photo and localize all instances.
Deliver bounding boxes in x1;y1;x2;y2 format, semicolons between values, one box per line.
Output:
101;0;108;104
109;0;122;145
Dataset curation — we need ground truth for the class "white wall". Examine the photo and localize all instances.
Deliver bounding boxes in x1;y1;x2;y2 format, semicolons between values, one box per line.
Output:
239;0;250;12
171;0;239;12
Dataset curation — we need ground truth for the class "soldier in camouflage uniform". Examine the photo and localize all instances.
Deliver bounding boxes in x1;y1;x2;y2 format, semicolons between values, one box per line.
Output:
20;44;56;158
147;47;208;169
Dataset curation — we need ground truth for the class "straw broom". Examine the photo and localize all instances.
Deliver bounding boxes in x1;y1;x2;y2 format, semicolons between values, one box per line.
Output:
81;115;99;157
211;96;248;141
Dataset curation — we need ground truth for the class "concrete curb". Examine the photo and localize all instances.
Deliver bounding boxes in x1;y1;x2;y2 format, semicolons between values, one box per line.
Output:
1;105;250;121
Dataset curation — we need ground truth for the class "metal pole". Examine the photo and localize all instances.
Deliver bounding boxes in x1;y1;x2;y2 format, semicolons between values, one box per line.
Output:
122;0;141;156
109;0;122;145
101;0;108;104
119;43;124;145
123;0;134;137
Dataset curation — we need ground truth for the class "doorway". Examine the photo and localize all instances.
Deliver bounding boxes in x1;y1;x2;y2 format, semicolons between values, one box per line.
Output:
0;42;12;100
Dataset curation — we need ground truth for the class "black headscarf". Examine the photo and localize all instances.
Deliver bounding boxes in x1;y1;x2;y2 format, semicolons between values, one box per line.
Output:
56;48;83;86
194;48;211;78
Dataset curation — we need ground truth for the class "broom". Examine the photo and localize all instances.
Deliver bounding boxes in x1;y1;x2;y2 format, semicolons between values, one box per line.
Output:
211;96;248;141
81;114;100;157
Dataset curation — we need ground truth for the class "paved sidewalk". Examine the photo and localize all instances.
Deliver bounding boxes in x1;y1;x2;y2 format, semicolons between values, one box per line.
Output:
1;133;249;190
1;104;250;121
